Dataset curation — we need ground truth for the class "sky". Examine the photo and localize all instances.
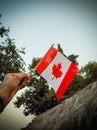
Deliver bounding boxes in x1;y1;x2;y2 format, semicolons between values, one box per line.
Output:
0;0;97;130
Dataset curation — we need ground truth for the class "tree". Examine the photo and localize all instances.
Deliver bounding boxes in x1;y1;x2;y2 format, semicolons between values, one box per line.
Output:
68;54;79;65
79;61;97;85
57;43;65;56
14;44;80;116
0;17;25;82
0;15;9;37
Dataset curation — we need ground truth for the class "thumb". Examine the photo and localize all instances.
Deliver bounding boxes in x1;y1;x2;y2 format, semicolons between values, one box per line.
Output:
18;73;32;89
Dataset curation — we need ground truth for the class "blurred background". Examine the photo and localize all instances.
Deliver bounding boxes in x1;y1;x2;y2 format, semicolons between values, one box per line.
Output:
0;0;97;130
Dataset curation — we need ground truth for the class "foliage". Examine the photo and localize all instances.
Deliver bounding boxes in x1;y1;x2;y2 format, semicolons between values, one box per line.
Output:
57;43;65;56
0;15;9;37
0;17;25;82
79;61;97;85
68;54;79;65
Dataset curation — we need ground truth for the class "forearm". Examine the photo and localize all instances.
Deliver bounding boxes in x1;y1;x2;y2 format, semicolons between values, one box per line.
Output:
0;86;6;113
0;97;4;113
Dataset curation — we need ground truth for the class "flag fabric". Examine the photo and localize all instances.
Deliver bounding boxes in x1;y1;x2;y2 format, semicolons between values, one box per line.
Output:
35;45;79;101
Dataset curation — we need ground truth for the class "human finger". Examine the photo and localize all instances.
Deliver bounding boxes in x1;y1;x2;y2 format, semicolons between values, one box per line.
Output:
18;78;31;89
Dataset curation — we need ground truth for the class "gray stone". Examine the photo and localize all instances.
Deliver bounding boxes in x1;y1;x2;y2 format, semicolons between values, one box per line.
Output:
24;81;97;130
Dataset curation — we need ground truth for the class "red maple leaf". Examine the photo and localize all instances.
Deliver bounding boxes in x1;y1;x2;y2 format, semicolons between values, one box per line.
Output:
52;63;63;80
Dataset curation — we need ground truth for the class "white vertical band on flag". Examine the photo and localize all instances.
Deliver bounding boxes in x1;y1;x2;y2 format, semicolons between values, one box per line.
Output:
41;51;71;92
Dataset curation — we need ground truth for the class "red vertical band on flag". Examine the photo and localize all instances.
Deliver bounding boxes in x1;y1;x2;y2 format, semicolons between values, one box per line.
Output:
56;63;79;101
35;46;58;74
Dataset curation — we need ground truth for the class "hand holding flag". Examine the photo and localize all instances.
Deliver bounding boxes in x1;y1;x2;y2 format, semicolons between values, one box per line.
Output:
35;45;79;101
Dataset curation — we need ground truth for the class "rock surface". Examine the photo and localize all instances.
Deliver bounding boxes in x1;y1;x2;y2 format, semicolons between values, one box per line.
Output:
24;81;97;130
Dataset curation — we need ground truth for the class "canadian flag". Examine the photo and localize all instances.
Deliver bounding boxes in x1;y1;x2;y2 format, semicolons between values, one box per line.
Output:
35;45;79;101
